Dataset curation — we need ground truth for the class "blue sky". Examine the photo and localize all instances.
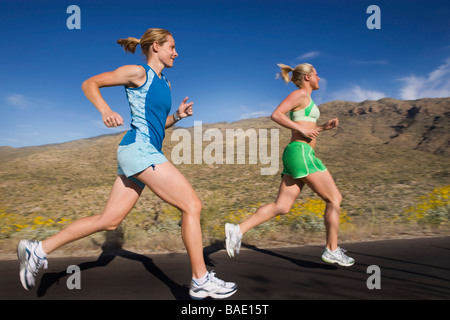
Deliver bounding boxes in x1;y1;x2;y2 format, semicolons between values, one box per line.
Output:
0;0;449;147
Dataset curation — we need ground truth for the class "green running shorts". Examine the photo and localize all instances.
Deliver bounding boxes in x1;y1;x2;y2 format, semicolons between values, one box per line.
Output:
281;141;327;179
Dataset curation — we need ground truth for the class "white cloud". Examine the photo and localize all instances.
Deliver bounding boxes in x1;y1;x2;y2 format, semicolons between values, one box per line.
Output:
5;94;32;110
398;57;450;100
231;102;276;120
297;51;321;60
335;85;386;102
4;93;55;111
239;110;272;120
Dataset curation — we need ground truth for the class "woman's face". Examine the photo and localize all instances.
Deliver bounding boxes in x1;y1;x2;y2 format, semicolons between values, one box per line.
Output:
308;68;320;90
157;36;178;68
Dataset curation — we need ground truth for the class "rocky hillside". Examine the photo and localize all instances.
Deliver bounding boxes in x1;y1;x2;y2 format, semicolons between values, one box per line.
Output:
319;97;449;155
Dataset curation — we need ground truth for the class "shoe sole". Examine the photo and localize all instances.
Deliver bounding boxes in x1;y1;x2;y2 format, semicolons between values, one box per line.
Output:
189;287;237;300
321;255;355;267
17;240;32;290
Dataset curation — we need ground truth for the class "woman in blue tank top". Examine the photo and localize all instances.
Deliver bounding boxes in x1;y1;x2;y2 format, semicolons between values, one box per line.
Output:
17;28;236;299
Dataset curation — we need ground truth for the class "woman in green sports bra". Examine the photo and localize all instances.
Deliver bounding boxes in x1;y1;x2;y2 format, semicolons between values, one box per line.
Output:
225;63;355;267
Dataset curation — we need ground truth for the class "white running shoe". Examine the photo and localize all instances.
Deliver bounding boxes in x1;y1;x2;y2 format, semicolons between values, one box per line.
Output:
189;271;237;299
321;247;355;267
17;240;48;290
225;223;242;258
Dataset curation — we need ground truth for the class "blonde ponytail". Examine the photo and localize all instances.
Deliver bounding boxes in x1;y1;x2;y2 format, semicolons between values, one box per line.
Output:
277;62;315;88
117;37;141;54
277;63;294;84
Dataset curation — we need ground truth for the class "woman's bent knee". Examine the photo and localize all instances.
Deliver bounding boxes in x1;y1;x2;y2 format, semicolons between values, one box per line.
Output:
104;223;121;231
274;203;292;216
95;214;122;231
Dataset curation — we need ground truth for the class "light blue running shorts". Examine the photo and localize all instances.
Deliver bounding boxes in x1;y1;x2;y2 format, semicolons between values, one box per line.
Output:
117;141;168;189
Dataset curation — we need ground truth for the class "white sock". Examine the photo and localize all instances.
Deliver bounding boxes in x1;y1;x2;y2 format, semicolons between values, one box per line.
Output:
34;241;47;259
193;271;209;286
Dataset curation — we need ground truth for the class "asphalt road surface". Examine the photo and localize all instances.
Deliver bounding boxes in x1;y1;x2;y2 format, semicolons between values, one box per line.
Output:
1;237;449;302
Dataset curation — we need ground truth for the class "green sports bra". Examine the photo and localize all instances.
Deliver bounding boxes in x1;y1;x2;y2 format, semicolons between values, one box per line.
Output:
290;96;320;122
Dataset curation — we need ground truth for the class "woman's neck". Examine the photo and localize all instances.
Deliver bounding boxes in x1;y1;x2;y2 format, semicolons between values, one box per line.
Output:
298;85;313;96
146;58;164;78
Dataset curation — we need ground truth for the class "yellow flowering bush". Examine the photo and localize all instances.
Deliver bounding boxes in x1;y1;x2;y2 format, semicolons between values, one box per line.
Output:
224;208;253;225
403;185;449;225
154;206;181;232
0;207;72;240
281;199;325;231
282;198;351;231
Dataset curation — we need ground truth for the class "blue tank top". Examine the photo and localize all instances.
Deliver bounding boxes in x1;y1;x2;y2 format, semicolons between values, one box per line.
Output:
119;64;172;152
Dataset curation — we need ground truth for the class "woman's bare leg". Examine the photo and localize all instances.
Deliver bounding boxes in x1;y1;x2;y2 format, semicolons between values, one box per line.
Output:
302;170;342;251
135;161;207;279
42;176;143;254
239;175;304;234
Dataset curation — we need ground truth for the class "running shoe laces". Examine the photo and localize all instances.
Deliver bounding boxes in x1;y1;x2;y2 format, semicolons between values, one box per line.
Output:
208;271;226;287
30;253;48;276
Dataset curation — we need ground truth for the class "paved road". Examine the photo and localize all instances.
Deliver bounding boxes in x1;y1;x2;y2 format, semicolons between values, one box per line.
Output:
1;237;449;302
